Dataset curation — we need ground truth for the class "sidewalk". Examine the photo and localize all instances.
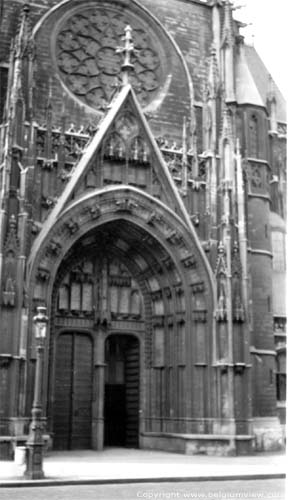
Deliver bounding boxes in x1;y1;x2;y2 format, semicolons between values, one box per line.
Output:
0;448;286;487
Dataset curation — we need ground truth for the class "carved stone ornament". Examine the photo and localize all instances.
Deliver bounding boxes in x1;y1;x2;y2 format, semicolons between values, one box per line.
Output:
42;159;57;171
215;241;227;277
191;281;205;294
162;256;174;270
251;166;262;189
181;254;196;268
166;229;183;246
115;198;138;212
86;204;101;219
2;277;16;307
2;216;19;307
54;4;163;111
146;211;164;226
41;195;58;210
231;241;245;322
215;282;227;322
277;123;287;135
65;219;79;234
36;267;50;281
233;294;245;322
46;239;62;257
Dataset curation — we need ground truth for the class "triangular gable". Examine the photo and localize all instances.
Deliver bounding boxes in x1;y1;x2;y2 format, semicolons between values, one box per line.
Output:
28;83;217;301
36;83;194;236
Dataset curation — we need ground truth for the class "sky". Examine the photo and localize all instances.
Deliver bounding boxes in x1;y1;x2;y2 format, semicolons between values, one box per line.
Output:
234;0;287;97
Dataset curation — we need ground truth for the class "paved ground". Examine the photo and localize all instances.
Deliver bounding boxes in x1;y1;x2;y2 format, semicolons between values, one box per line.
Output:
0;479;285;499
0;448;286;486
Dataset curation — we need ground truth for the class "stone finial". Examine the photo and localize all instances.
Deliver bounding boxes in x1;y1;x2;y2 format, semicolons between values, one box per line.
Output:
267;75;276;103
116;25;135;85
207;42;220;97
222;0;234;47
14;2;32;59
267;75;278;134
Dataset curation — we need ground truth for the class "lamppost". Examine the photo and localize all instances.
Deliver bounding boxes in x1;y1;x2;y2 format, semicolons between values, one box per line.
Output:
25;306;48;479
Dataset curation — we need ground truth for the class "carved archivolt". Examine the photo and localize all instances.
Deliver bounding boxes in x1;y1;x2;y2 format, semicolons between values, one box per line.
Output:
54;3;164;111
27;188;214;370
32;191;207;281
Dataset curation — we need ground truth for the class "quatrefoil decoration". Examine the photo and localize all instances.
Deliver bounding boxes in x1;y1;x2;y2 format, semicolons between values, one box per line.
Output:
251;167;262;188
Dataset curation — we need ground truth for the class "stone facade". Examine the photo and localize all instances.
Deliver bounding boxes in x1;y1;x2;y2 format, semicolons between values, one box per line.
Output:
0;0;286;458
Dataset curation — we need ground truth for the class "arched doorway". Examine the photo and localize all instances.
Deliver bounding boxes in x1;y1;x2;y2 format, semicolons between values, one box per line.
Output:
28;187;215;452
50;231;146;451
104;334;140;448
53;331;93;450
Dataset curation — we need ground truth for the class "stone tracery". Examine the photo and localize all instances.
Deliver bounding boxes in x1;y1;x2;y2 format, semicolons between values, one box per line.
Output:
55;6;161;111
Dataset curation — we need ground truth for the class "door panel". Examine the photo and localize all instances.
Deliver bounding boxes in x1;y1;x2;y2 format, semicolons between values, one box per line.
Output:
53;334;73;450
71;334;93;448
53;332;92;450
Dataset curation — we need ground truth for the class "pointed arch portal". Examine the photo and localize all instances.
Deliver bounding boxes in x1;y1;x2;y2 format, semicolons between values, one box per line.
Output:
26;186;216;450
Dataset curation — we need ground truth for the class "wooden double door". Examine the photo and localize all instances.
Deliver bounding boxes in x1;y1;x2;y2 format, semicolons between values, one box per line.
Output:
53;332;93;450
53;332;140;450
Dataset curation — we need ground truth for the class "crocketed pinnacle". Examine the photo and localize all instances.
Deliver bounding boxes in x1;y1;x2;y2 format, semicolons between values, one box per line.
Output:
116;25;135;86
14;2;32;59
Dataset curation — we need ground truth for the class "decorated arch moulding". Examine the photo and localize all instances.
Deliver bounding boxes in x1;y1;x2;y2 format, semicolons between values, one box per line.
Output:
33;0;195;115
27;189;214;312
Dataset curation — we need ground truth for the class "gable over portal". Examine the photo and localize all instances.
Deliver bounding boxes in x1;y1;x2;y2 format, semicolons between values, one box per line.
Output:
65;87;188;214
31;0;193;140
27;77;216;305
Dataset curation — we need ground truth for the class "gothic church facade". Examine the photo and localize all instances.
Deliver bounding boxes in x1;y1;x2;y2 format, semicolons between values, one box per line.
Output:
0;0;286;458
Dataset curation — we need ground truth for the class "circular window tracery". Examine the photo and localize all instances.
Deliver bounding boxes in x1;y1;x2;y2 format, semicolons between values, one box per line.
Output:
54;4;165;112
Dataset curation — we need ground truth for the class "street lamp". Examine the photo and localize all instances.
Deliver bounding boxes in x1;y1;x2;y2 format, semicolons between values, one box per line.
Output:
25;306;48;479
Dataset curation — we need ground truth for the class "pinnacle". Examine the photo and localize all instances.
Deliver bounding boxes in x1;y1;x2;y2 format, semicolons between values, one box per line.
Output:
116;25;135;86
14;1;32;57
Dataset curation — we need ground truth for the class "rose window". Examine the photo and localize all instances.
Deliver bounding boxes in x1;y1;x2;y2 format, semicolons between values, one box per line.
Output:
55;5;163;111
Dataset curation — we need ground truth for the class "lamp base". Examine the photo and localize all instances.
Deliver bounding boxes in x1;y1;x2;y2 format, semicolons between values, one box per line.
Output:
24;470;44;480
24;443;45;479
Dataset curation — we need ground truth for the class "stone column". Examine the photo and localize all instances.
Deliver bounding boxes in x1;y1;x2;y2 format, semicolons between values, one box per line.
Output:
92;330;105;450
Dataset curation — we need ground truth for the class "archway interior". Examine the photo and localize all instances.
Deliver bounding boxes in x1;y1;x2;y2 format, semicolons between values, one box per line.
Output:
52;219;182;327
50;219;186;449
104;334;140;448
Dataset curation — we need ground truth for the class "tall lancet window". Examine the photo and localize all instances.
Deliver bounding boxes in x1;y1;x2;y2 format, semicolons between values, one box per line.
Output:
249;114;258;158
